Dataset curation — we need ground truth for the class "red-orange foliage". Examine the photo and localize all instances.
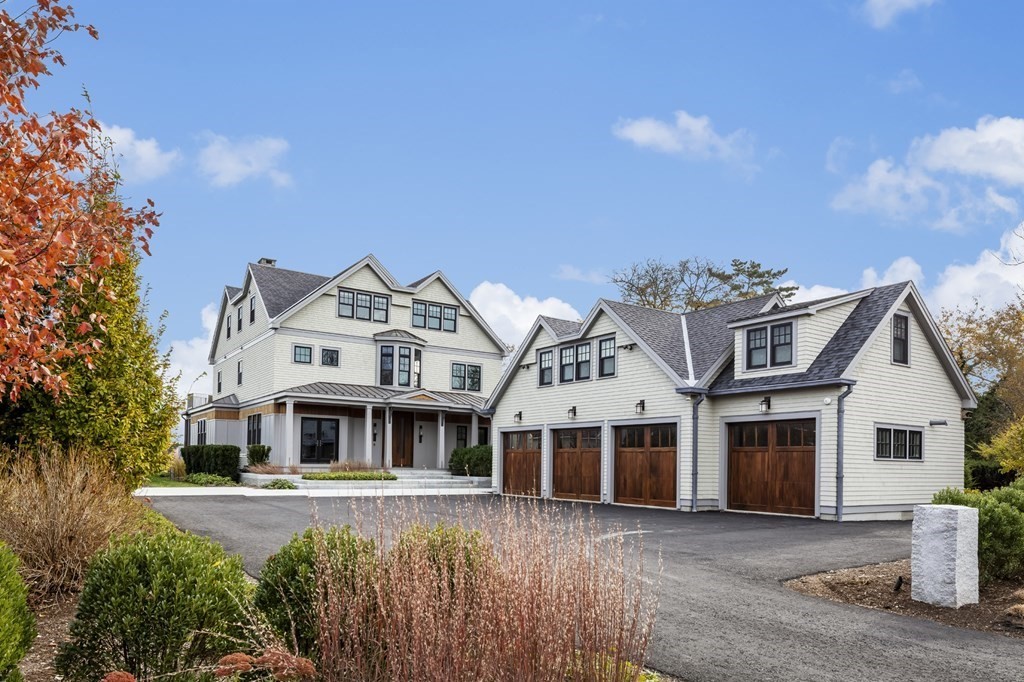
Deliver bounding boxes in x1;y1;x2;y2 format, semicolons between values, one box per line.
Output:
0;0;159;400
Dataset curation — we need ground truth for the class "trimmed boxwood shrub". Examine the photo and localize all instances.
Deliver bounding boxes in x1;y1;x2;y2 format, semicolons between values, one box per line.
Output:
246;444;272;467
255;526;376;657
302;471;397;481
933;486;1024;583
0;542;35;681
448;444;492;477
180;444;241;481
184;473;237;487
55;531;250;681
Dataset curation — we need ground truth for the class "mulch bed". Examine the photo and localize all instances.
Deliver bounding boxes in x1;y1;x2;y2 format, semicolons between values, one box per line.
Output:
786;559;1024;638
20;595;79;682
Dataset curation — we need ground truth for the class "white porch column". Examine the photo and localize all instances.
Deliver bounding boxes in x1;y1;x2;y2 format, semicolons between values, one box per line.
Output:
471;412;479;446
363;404;373;466
384;407;393;468
436;411;446;469
284;399;295;466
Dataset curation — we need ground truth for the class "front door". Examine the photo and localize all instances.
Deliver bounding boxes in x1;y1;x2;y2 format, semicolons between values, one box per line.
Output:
300;417;339;464
391;411;415;467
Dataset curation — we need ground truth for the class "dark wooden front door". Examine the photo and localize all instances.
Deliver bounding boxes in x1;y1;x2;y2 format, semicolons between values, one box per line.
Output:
728;420;815;516
503;430;542;496
300;417;339;464
614;424;677;508
391;411;415;467
552;428;602;502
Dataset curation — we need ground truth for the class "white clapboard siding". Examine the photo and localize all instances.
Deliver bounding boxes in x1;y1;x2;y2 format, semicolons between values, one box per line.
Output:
843;304;964;507
212;335;276;403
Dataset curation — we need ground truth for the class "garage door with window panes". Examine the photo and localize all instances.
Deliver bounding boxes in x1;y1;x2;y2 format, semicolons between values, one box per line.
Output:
727;420;815;516
552;428;601;501
503;431;542;496
614;424;677;508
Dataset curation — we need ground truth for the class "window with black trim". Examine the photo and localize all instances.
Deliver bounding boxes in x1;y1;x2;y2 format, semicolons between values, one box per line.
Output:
560;346;575;383
216;370;222;393
478;426;489;445
467;364;481;391
373;295;389;323
380;345;394;385
598;338;615;377
875;425;923;460
443;306;457;332
746;322;793;369
321;348;339;367
456;425;468;449
249;296;256;324
246;414;262;446
237;307;242;332
237;360;243;385
197;419;207;445
412;301;426;328
451;362;466;390
539;350;553;386
413;349;422;388
293;345;312;364
338;290;354;317
893;314;909;365
226;315;232;339
427;304;442;330
576;343;591;380
398;347;411;387
356;292;372;320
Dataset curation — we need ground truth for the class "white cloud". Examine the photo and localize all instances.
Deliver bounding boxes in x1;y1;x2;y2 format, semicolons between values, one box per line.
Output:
888;68;922;94
554;264;606;285
833;116;1024;230
198;133;292;187
469;281;581;348
612;109;758;173
862;0;937;29
860;255;925;288
825;136;854;174
166;302;218;403
101;122;181;183
782;280;849;303
928;225;1024;312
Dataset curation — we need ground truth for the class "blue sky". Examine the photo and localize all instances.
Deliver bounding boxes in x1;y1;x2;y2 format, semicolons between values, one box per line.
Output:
30;0;1024;394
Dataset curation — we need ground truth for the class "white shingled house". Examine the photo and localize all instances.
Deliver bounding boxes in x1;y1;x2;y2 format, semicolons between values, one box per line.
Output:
486;282;976;521
184;255;508;469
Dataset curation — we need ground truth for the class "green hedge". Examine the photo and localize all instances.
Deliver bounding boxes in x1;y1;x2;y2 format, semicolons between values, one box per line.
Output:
246;444;272;467
56;531;250;681
933;479;1024;583
302;471;397;481
184;473;237;487
255;526;376;657
180;444;240;481
449;444;492;477
0;542;35;681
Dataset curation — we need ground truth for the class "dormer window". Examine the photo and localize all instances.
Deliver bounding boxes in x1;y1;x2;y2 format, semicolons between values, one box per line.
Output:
746;322;793;370
893;314;909;365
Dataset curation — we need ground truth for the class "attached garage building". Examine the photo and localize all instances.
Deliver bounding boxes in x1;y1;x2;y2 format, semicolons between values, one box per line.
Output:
487;283;976;521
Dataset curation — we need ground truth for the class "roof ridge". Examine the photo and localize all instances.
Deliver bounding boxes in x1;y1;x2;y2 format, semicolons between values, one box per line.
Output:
249;262;328;279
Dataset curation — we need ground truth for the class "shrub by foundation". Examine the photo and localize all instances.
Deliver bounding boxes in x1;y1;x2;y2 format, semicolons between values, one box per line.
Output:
0;543;35;681
56;531;250;681
246;444;272;467
185;472;238;487
0;447;141;601
255;526;376;657
448;444;492;476
933;486;1024;582
262;478;298;490
180;444;240;480
302;471;397;481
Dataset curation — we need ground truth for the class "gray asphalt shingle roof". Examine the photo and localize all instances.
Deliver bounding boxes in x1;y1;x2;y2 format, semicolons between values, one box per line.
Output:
684;295;778;380
602;300;691;380
248;263;330;318
727;291;856;323
708;282;909;393
540;316;582;339
225;285;242;300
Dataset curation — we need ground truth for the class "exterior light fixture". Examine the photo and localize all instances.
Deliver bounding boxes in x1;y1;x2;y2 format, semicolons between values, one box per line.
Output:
373;423;378;443
929;419;948;426
635;399;646;414
568;406;577;419
418;424;424;443
513;411;522;422
759;396;771;414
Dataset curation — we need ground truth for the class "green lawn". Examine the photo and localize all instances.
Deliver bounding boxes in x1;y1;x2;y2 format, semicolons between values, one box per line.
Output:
144;473;199;488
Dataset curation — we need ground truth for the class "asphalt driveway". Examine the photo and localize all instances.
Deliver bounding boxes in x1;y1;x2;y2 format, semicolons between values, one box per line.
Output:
149;496;1024;681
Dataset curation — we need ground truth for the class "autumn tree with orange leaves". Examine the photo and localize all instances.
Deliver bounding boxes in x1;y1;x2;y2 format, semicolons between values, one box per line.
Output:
0;0;158;400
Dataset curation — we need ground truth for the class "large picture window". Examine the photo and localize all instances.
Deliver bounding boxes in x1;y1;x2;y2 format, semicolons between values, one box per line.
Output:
875;425;923;461
539;350;553;386
893;314;909;365
560;346;575;383
598;338;615;377
380;346;394;385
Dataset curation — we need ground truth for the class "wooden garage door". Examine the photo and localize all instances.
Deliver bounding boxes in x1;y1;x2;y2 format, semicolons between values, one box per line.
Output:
614;424;677;508
728;420;815;516
552;428;602;501
503;431;542;496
